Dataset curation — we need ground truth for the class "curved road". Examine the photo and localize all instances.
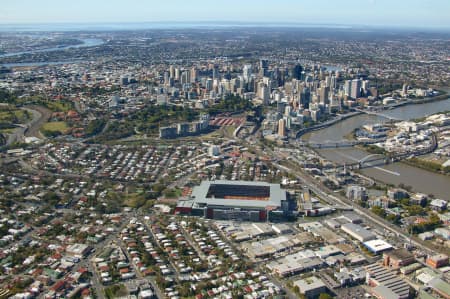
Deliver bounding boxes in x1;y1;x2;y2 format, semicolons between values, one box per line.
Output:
5;105;51;146
24;105;52;138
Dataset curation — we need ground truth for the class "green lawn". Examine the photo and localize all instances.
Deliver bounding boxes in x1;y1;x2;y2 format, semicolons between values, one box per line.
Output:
0;108;30;124
41;121;69;132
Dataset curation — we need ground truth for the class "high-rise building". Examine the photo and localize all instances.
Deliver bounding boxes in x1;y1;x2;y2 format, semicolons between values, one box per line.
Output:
261;86;270;105
205;79;213;92
292;64;303;80
278;118;286;137
180;71;190;85
319;86;330;105
190;66;198;83
212;65;219;81
243;64;252;82
330;75;337;90
300;88;311;109
169;65;175;79
351;79;362;99
260;59;269;77
344;80;352;97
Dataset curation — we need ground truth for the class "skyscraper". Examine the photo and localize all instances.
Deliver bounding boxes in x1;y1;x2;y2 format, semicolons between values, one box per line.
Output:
344;80;352;97
319;86;330;105
260;59;269;77
261;85;270;105
351;79;362;99
243;64;252;82
292;64;303;80
278;118;286;137
190;66;198;83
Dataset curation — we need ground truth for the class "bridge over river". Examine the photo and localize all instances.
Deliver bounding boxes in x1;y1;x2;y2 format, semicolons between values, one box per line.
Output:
331;133;438;170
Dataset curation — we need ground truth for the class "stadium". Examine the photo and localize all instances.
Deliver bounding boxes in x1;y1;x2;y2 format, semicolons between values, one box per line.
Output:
175;180;290;221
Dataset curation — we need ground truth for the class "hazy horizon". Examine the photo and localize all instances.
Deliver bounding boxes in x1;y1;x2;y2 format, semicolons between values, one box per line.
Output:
1;0;449;30
0;21;449;33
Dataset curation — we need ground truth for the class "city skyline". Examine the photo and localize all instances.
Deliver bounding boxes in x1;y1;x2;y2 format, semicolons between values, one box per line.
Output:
1;0;450;29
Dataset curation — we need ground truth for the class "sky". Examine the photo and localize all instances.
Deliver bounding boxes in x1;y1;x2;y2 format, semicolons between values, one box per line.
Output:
1;0;450;29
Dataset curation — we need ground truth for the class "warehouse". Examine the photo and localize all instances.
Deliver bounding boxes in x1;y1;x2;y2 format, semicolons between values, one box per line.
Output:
341;223;376;242
175;180;291;221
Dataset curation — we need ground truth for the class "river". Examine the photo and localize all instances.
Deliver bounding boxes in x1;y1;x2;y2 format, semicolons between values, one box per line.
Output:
0;38;104;67
303;98;450;198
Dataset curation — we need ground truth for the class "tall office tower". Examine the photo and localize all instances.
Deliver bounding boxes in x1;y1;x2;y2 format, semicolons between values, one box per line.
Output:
300;88;311;109
181;71;190;85
292;64;303;80
169;65;175;79
325;76;331;88
190;66;198;83
205;79;213;92
163;71;170;86
212;65;219;81
175;68;180;81
278;118;286;137
330;75;337;90
230;78;238;92
344;80;352;96
277;101;286;114
351;79;362;99
243;64;252;82
319;86;330;105
260;59;269;77
261;86;270;105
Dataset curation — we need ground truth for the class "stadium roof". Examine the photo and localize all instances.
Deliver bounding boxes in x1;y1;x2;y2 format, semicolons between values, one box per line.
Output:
190;180;286;209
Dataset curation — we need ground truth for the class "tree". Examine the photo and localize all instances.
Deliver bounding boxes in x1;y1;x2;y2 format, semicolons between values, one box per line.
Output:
371;206;386;218
319;293;333;299
406;205;425;216
386;214;401;224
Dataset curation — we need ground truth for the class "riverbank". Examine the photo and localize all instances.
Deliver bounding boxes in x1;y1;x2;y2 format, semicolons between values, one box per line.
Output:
296;92;448;140
402;157;450;176
305;98;450;198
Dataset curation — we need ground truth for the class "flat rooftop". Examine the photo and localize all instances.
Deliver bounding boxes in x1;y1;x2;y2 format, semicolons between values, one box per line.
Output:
206;183;270;201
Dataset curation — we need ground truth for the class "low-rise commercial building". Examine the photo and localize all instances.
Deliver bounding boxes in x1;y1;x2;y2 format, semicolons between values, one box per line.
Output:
293;276;328;299
341;223;376;242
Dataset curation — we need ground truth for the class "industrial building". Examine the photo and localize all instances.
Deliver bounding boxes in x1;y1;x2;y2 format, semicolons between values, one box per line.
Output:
365;263;412;299
341;223;376;242
383;248;415;269
175;180;291;221
363;239;393;255
426;254;449;269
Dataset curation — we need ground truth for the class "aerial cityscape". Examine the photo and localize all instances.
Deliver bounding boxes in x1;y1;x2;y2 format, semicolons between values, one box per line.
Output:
0;1;449;299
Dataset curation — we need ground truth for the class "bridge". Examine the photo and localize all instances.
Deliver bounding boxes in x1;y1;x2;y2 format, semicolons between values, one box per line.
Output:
334;133;438;170
353;108;402;121
305;139;381;149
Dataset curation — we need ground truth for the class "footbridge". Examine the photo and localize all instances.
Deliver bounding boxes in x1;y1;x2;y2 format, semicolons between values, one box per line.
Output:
353;108;402;121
